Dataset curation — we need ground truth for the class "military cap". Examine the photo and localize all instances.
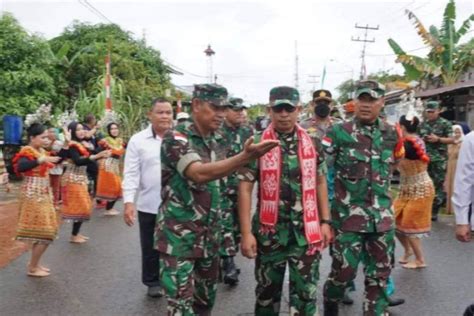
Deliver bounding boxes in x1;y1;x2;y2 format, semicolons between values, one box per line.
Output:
193;83;228;106
228;97;245;109
313;89;333;102
269;86;300;107
355;80;386;99
425;100;440;111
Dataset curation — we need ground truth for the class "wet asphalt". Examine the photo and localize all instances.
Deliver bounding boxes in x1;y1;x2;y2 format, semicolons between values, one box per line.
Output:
1;202;473;316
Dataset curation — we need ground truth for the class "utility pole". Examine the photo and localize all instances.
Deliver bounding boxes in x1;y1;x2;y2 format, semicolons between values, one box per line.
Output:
294;40;299;90
351;24;379;80
307;75;320;94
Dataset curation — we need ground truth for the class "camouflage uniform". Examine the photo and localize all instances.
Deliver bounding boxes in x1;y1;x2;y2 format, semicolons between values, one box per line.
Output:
322;82;401;316
418;104;452;218
300;116;341;202
155;84;229;315
219;121;253;257
239;130;326;316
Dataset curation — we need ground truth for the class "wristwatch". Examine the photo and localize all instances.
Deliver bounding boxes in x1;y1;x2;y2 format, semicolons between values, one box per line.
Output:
320;219;333;226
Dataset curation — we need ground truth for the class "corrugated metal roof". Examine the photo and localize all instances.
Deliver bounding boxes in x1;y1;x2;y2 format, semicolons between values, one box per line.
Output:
416;80;474;97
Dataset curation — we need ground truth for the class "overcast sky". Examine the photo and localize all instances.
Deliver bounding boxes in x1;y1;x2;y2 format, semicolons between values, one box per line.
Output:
2;0;473;103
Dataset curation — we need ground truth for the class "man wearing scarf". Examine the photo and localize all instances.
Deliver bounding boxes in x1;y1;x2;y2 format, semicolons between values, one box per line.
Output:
322;81;405;316
238;86;332;316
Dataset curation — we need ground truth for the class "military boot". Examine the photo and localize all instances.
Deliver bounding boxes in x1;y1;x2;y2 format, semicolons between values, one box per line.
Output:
222;256;239;286
324;301;339;316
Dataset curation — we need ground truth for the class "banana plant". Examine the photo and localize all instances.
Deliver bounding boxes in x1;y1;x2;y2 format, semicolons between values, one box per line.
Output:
388;0;474;85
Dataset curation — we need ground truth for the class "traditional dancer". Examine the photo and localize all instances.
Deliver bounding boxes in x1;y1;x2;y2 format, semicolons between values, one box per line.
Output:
96;122;125;216
13;123;61;277
61;122;110;243
394;115;434;269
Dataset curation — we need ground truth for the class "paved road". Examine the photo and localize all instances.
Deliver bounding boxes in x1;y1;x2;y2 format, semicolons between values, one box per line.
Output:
1;202;473;315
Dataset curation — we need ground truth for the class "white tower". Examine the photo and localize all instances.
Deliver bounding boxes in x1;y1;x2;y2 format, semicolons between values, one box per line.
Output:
204;44;215;84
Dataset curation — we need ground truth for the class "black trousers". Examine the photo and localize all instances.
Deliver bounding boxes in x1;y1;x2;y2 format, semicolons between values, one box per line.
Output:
138;211;160;287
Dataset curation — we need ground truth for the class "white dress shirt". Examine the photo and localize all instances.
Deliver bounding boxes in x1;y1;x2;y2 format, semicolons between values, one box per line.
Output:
122;125;162;214
452;131;474;225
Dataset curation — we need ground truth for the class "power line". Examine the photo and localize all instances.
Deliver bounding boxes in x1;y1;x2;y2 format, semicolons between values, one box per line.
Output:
351;24;379;80
366;45;429;57
78;0;114;24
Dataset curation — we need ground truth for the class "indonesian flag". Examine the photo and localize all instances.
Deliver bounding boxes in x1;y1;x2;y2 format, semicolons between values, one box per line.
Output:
322;136;332;147
105;52;112;111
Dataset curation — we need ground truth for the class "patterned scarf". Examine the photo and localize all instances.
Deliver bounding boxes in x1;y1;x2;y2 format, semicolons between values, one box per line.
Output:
259;123;323;253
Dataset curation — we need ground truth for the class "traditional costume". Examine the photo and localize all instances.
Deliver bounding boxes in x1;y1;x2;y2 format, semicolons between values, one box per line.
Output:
394;136;435;237
13;146;58;243
61;141;93;221
96;136;124;202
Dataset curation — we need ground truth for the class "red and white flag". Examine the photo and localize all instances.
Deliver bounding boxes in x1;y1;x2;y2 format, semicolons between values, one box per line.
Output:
105;52;112;111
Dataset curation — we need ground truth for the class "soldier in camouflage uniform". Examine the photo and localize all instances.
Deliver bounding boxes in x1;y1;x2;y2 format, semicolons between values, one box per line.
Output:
322;81;404;316
155;84;278;316
300;89;341;202
238;86;333;316
219;97;254;286
418;101;454;221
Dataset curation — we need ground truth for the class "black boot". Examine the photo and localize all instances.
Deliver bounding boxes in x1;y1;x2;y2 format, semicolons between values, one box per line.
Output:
387;297;405;307
324;301;339;316
222;256;239;286
342;291;354;305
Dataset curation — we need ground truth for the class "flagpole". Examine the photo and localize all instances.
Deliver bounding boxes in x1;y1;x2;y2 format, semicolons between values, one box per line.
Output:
105;51;112;111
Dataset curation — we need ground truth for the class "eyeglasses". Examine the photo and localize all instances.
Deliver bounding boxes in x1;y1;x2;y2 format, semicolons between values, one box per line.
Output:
271;104;297;113
229;106;244;112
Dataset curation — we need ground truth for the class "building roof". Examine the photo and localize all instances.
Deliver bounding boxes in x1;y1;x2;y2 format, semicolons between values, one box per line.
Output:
416;80;474;98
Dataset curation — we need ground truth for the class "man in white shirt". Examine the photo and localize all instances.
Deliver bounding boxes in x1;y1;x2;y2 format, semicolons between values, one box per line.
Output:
452;131;474;242
122;98;173;297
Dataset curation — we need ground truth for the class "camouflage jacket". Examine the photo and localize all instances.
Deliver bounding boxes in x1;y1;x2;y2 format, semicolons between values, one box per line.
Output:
323;118;401;233
418;117;452;162
220;122;253;196
238;129;327;247
155;120;228;258
300;116;342;140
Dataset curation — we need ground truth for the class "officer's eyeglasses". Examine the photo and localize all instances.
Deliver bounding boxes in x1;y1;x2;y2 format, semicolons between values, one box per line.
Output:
271;104;297;113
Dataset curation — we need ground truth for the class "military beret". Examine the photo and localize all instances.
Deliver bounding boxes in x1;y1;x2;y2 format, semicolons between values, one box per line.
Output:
269;86;300;107
313;89;333;102
355;80;386;99
193;84;228;106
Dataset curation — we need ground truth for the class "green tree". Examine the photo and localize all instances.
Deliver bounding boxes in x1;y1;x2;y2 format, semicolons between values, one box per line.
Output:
49;22;172;111
0;13;59;116
388;0;474;85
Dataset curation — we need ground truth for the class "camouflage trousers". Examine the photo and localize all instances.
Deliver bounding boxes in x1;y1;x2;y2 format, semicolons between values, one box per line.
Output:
160;253;219;316
255;240;321;316
323;229;395;316
218;195;240;257
427;160;447;216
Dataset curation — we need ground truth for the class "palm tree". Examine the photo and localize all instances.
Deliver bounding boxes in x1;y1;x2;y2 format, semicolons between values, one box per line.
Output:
388;0;474;86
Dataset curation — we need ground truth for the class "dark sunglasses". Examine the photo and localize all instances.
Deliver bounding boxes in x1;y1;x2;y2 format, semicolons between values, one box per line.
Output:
271;104;297;113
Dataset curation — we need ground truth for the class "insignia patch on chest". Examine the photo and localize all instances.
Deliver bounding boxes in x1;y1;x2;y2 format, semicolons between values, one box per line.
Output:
173;132;188;143
322;136;332;147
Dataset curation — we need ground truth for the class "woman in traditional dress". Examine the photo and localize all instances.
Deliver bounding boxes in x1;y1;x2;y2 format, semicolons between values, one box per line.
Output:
61;122;110;243
13;123;61;277
444;124;464;214
394;115;435;269
96;123;125;216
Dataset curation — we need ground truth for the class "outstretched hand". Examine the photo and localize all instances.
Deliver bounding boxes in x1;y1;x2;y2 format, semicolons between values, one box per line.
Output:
243;136;279;160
